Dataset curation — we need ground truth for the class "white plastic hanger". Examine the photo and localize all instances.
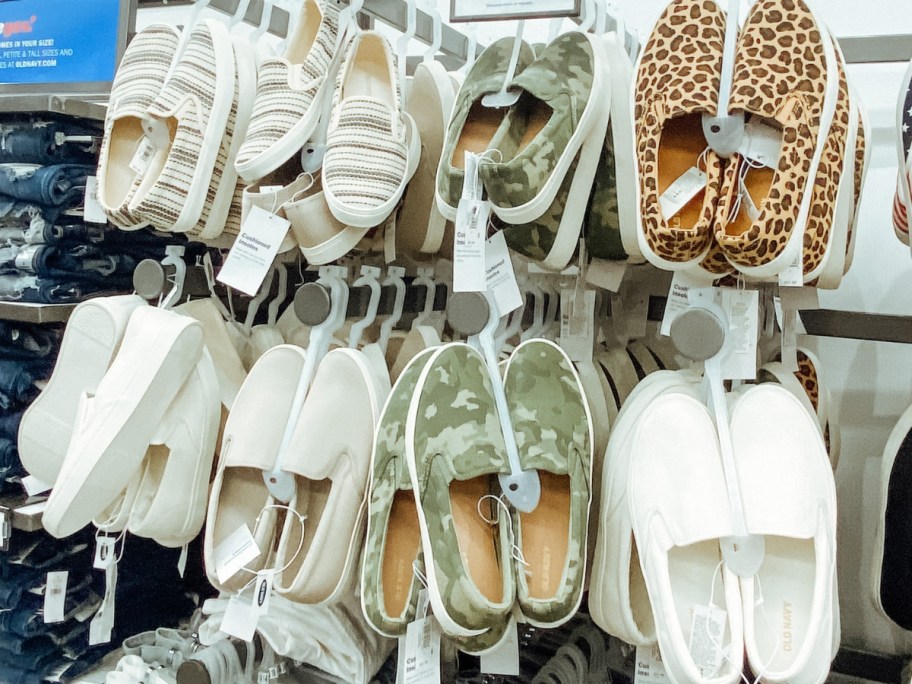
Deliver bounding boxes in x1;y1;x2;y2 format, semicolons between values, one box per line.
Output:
421;0;442;63
461;23;478;73
578;0;596;33
227;0;252;29
242;264;277;335
266;265;288;327
348;266;382;348
702;0;745;156
396;0;417;109
481;20;525;108
412;267;437;328
520;281;546;342
158;246;187;311
594;0;608;35
249;0;274;44
547;17;563;43
378;266;406;353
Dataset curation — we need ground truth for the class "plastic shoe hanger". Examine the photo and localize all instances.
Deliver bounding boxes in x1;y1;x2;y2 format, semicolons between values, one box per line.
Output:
158;246;187;311
702;0;746;157
242;265;277;336
378;266;406;354
482;20;525;108
594;0;608;35
227;0;252;30
249;0;274;44
348;266;382;348
411;266;437;329
578;0;596;33
396;0;418;109
421;0;443;64
461;23;478;73
520;280;547;342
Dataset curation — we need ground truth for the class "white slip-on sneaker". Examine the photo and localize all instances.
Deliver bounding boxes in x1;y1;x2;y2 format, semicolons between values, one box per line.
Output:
19;295;146;485
127;348;221;547
628;391;745;684
42;307;204;538
322;31;419;229
272;347;389;604
730;384;837;684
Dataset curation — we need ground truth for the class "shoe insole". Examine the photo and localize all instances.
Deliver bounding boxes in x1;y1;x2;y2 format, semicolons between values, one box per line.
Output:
668;540;728;652
214;466;276;588
286;1;320;65
450;476;504;604
519;471;570;600
452;101;508;169
658;113;710;230
282;477;332;582
382;490;421;618
105;118;144;208
753;536;814;672
342;37;393;108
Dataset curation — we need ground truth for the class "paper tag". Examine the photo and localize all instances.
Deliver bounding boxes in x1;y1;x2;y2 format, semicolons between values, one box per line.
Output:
396;636;407;684
659;166;706;220
251;570;273;617
688;604;727;678
142;118;170;149
453;198;489;293
217;206;290;296
559;289;596;363
21;474;51;497
43;571;68;624
462;152;484;202
0;509;10;552
84;177;108;225
415;589;429;620
402;615;441;684
299;142;326;174
220;595;258;642
741;186;761;221
739;119;781;169
485;231;522;314
177;544;188;579
635;644;668;684
129;137;156;174
718;288;759;380
212;524;261;585
89;562;117;645
778;252;804;288
661;270;714;336
780;300;799;373
480;622;520;675
586;257;628;292
259;185;283;195
92;537;117;570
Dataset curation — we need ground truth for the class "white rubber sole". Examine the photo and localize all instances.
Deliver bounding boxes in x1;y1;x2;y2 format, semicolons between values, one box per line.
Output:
490;31;611;226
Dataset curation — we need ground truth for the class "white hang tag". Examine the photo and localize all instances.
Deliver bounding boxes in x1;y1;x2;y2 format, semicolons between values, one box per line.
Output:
89;562;117;645
213;524;261;585
688;604;727;678
634;644;669;684
415;588;429;620
21;474;52;497
0;508;11;552
485;231;522;314
217;206;290;297
259;185;283;195
480;622;520;675
251;570;274;618
741;185;761;222
661;270;715;336
623;291;650;341
177;544;188;579
43;571;68;624
396;636;407;684
128;137;156;174
84;177;108;225
586;257;627;293
780;301;799;373
453;199;489;293
220;595;258;642
299;142;327;174
738;119;782;169
718;288;759;380
92;536;117;571
402;614;442;684
659;166;706;220
143;118;170;149
778;252;804;288
778;285;820;312
559;289;597;363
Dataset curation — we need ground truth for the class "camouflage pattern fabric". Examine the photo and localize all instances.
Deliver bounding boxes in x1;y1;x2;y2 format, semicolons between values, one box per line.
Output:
361;348;437;637
454;612;516;656
585;131;627;260
503;339;592;627
480;32;596;213
436;38;535;213
407;343;515;634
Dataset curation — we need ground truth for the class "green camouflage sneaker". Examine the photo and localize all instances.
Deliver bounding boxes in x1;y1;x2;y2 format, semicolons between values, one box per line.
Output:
503;338;593;628
584;131;627;261
479;31;609;228
361;348;437;638
453;612;516;656
405;342;516;638
435;37;535;222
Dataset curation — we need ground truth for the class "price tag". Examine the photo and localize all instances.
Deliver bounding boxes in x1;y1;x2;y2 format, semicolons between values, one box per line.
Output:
688;604;727;678
718;288;759;380
251;570;274;618
453;199;489;293
660;270;714;336
485;231;522;315
480;622;519;675
220;595;258;642
217;206;290;296
635;644;668;684
43;571;68;624
738;119;782;169
659;166;706;220
21;474;52;497
93;536;117;571
402;615;441;684
559;289;596;363
129;137;156;174
212;524;261;585
89;561;117;645
778;252;804;288
586;257;627;292
0;508;10;552
84;177;108;225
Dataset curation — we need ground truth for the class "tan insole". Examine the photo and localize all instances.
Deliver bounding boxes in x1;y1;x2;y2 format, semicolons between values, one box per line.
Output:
450;477;504;603
515;99;552;156
131;444;169;520
519;472;570;600
283;477;332;581
453;101;508;169
382;491;422;618
343;39;393;107
105;118;144;207
658;113;709;230
215;467;276;588
725;163;775;237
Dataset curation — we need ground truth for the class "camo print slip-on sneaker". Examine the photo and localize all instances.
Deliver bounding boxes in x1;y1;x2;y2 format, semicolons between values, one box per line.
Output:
435;37;535;222
405;342;516;639
633;0;727;271
713;0;839;280
502;339;592;629
479;31;610;229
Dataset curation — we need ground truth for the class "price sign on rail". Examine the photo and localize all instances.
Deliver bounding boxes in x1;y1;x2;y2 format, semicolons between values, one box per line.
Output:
450;0;581;23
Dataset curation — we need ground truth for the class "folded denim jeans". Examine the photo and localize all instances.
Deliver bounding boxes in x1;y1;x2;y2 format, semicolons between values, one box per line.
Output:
0;410;23;441
13;244;137;282
0;164;95;207
0;122;98;166
0;274;131;303
0;200;63;230
0;360;42;411
0;322;58;361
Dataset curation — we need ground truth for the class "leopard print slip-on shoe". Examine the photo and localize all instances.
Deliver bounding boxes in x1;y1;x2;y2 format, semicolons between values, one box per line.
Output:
713;0;839;280
633;0;727;271
844;100;870;274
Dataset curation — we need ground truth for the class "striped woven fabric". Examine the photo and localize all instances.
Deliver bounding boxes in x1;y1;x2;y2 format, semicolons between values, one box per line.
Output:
97;24;181;229
234;0;341;175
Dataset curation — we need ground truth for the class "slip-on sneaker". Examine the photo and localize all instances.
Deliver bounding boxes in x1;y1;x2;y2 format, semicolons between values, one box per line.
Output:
397;61;457;258
893;57;912;246
42;307;204;538
243;173;310;255
361;348;437;637
503;339;593;628
589;370;702;646
387;325;442;385
480;31;610;232
93;473;142;534
127;19;236;233
627;340;663;379
96;24;181;230
272;347;390;605
284;173;366;265
633;0;727;270
730;384;837;684
628;391;745;684
435;37;535;221
322;31;420;229
405;343;515;638
19;295;146;485
843;100;870;275
713;0;839;279
873;402;912;631
235;0;345;182
204;345;307;593
127;348;221;547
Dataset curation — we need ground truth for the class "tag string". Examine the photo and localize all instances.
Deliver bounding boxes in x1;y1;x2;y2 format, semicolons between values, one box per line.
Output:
237;505;307;590
476;494;531;576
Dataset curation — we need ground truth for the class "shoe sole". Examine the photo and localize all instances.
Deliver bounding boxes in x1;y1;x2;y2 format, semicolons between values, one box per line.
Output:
845;93;872;272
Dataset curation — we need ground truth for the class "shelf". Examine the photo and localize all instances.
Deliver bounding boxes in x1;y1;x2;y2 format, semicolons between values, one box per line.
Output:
0;94;107;121
0;493;46;533
0;302;76;324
